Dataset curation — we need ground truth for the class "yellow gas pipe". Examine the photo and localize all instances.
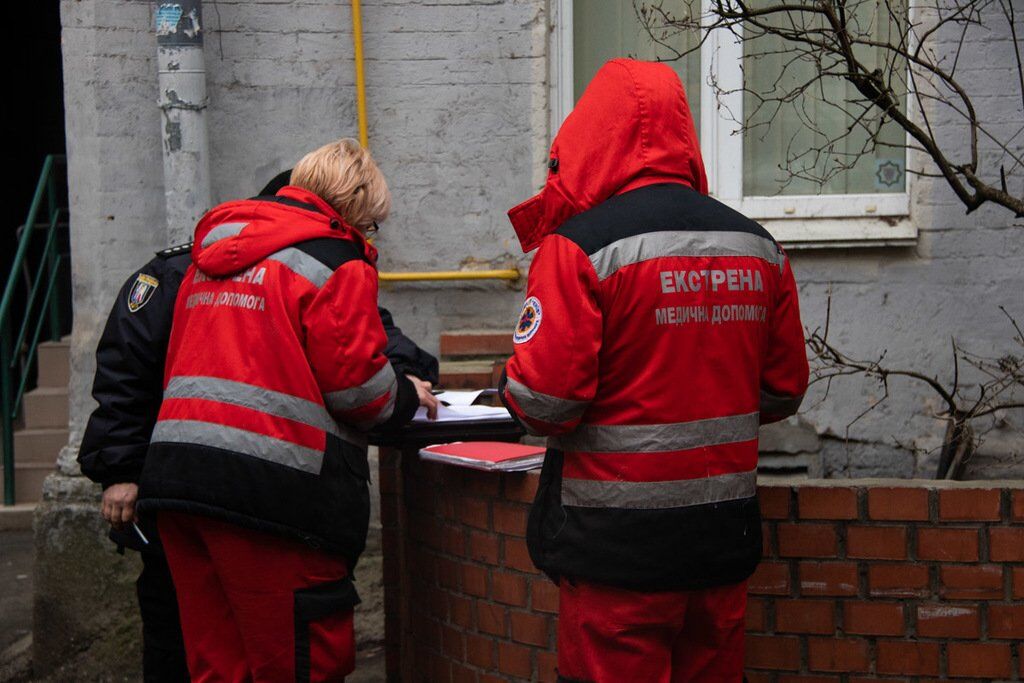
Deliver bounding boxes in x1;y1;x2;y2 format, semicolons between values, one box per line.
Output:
349;2;519;285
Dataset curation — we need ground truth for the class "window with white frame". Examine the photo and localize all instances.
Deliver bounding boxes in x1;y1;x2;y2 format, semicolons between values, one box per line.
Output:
554;0;916;245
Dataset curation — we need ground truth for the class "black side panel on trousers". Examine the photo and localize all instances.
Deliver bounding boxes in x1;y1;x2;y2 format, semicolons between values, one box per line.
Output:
139;434;370;567
137;552;189;683
293;577;360;683
527;449;763;591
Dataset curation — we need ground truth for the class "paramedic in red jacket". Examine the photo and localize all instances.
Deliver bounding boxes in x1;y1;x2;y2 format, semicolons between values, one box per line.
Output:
138;139;433;682
500;59;809;682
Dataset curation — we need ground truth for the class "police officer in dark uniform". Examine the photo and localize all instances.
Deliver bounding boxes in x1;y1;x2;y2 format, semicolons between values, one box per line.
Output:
77;171;439;682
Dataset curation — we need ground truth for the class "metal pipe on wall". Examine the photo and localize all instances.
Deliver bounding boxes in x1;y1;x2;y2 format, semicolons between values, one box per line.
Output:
350;0;370;149
155;1;212;244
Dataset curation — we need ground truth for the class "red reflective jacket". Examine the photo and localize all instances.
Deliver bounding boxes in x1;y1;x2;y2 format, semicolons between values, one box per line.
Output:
139;186;417;563
502;59;809;590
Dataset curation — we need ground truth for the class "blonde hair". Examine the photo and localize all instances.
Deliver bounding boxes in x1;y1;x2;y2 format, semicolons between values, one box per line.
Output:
290;138;390;229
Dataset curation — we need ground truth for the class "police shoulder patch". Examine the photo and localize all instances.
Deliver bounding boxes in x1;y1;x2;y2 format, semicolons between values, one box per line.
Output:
127;273;159;313
513;296;542;344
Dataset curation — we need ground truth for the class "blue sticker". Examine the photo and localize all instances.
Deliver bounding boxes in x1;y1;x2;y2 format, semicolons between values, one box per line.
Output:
513;297;543;344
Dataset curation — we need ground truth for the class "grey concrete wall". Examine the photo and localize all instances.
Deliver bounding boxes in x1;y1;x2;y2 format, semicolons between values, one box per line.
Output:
40;0;1022;677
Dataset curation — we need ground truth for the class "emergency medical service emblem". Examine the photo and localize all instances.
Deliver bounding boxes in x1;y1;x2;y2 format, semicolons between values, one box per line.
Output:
513;297;542;344
127;274;159;313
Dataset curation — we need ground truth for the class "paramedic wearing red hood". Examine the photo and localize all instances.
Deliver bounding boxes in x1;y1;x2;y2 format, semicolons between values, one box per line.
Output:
138;139;434;682
500;60;809;681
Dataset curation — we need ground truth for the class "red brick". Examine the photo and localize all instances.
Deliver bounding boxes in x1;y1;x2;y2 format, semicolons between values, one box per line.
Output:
1011;490;1024;521
532;579;559;613
745;597;768;632
504;473;539;503
940;564;1004;600
451;662;476;683
798;487;858;520
444;525;467;556
476;602;507;637
465;632;496;669
438;557;460;590
497;641;533;679
843;602;905;636
778;677;841;683
915;603;980;638
876;641;941;676
462;564;489;598
988;604;1024;639
441;624;464;660
939;488;1002;521
510;610;549;647
775;599;835;634
947;642;1012;679
846;525;907;560
989;527;1024;561
467;531;499;564
745;635;801;671
807;637;870;673
449;594;473;629
538;651;558;683
503;536;535;573
759;486;791;519
745;674;773;683
798;562;858;597
440;331;514;358
867;487;930;521
778;524;837;558
493;502;528;537
868;564;930;597
457;497;490;530
917;527;979;562
762;522;775;556
748;561;791;596
491;571;528;607
1015;567;1024;598
460;468;501;497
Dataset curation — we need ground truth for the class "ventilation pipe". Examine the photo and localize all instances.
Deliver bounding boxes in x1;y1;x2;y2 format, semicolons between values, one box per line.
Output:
154;1;212;243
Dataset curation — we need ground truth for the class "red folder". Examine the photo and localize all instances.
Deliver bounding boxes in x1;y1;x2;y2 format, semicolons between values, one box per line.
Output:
418;441;545;472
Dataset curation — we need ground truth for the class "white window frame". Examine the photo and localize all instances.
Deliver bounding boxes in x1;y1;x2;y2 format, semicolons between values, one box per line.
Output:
552;0;918;247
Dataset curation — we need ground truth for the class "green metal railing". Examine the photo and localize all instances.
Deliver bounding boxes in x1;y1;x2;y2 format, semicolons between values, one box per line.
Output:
2;155;68;505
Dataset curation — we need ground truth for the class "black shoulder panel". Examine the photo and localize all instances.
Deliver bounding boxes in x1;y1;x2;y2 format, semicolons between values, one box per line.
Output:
156;241;193;259
249;195;323;214
293;238;367;271
155;243;193;277
555;183;776;256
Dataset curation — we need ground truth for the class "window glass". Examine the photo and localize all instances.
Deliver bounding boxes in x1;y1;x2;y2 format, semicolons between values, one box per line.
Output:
573;0;701;135
742;0;908;195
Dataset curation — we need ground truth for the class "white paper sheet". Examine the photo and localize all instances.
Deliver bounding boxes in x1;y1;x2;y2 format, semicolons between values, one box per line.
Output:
435;390;485;406
413;403;511;423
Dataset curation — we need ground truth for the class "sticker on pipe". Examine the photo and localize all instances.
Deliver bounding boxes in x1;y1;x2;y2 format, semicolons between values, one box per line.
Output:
514;297;542;344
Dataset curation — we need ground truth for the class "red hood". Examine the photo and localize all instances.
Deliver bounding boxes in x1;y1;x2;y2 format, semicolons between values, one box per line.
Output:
508;58;708;252
191;186;377;277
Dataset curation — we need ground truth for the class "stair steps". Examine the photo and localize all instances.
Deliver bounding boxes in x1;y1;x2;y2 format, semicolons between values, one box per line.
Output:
2;339;69;505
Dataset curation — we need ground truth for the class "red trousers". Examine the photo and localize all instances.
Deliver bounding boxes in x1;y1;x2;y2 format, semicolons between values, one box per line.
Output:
158;512;356;683
556;579;747;683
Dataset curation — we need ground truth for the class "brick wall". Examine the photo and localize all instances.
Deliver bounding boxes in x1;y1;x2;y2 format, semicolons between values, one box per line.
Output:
379;455;1024;682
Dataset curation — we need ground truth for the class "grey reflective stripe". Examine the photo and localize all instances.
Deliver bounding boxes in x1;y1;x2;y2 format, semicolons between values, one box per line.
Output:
201;222;249;247
152;419;325;474
760;389;804;417
268;247;334;288
551;412;759;453
505;377;588;424
324;364;398;413
561;469;757;510
164;375;341;437
589;231;784;281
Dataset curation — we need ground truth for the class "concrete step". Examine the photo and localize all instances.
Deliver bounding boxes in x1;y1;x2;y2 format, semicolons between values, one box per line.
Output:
0;463;53;504
12;428;67;466
0;503;36;531
439;330;513;360
36;339;70;389
22;387;69;429
439;360;503;390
